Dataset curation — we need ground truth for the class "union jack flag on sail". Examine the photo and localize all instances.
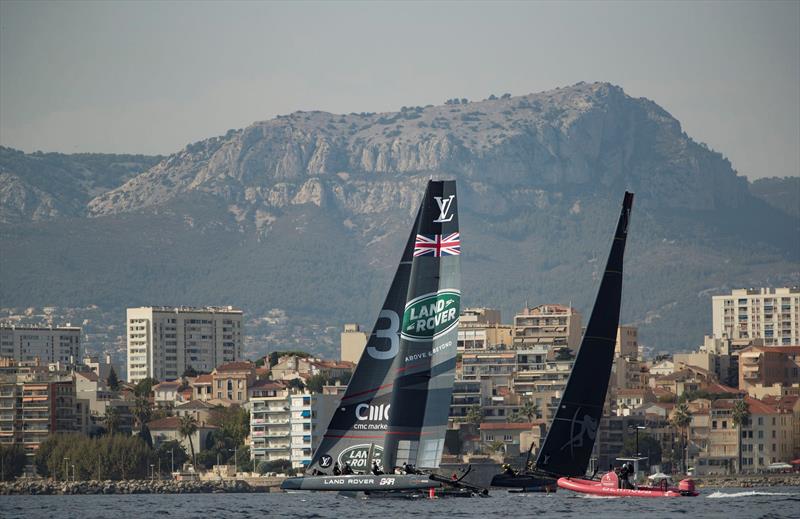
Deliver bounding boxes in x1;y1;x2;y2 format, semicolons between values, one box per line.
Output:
414;233;461;257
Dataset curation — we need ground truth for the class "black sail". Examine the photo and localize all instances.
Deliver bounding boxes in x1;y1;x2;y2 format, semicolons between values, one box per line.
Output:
535;192;634;477
309;180;460;474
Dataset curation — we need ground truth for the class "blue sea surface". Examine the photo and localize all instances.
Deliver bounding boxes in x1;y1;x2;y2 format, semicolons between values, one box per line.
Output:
1;486;798;519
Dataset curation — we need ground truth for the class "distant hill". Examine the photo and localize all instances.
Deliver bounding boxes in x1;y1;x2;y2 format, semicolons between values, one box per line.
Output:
0;147;162;223
749;176;799;217
2;83;797;358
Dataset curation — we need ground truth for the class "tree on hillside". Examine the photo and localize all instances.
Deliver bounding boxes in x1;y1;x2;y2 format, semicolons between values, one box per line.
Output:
182;365;198;378
306;374;327;394
134;377;158;398
179;414;198;466
286;378;305;391
268;352;279;368
209;406;250;446
732;399;751;474
106;366;120;391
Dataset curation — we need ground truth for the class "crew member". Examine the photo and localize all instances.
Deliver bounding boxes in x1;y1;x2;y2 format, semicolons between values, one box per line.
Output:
332;462;341;476
371;461;384;475
342;462;354;475
618;463;633;489
502;464;515;476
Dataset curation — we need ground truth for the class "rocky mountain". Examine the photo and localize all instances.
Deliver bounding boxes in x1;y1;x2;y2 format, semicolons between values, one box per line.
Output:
0;147;162;224
750;177;800;217
2;83;798;358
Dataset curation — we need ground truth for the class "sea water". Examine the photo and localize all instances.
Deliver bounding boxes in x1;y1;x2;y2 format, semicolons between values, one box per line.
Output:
1;486;798;518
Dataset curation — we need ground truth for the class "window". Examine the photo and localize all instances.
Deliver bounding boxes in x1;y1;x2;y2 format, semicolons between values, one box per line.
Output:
503;435;513;442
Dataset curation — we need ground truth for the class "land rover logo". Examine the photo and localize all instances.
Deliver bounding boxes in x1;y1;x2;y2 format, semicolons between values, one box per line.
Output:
338;444;384;470
401;289;460;342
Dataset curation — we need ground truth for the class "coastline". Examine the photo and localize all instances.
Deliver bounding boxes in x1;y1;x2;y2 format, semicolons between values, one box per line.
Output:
0;479;274;495
694;473;800;488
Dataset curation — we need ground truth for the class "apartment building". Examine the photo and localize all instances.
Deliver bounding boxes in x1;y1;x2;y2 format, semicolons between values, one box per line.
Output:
513;305;582;354
738;345;800;396
457;308;512;352
288;393;338;470
0;324;81;365
712;287;800;346
0;367;80;463
126;306;243;383
340;323;368;364
250;382;292;465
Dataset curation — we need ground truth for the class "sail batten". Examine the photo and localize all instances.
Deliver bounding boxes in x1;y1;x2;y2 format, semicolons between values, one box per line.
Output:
534;192;634;478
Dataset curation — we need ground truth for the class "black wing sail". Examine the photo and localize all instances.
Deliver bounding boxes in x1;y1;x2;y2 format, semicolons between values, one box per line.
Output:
308;180;460;474
535;192;634;477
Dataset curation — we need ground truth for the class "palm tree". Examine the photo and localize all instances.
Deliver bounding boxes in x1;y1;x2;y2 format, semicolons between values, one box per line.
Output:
519;398;539;422
178;414;198;467
104;406;121;435
466;404;483;426
732;398;751;474
670;402;692;474
133;396;152;430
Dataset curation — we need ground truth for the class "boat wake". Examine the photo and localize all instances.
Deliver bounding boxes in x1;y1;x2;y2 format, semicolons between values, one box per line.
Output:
706;490;796;499
578;494;621;499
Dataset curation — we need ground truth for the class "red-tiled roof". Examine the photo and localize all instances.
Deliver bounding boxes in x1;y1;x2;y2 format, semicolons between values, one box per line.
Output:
250;380;285;390
745;396;782;415
191;374;213;384
75;371;99;382
702;382;742;395
176;399;215;410
215;361;255;373
153;381;181;390
740;345;800;355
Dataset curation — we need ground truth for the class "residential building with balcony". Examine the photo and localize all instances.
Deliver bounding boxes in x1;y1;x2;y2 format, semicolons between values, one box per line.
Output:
126;306;243;383
457;308;512;352
738;345;800;397
249;381;292;466
513;304;582;354
0;324;81;365
712;287;800;346
0;368;79;464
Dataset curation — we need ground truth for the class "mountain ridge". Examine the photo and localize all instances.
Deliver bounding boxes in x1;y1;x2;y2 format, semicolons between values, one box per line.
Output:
1;82;797;359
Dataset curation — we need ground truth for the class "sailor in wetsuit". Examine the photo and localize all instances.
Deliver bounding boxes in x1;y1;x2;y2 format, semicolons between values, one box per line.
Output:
371;461;384;475
332;462;341;476
342;462;354;475
502;464;516;476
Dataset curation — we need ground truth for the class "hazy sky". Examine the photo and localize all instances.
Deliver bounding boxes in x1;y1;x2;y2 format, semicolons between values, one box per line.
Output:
1;1;798;180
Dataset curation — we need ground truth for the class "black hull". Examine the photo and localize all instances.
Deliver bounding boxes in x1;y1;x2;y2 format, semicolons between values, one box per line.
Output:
281;473;442;492
491;473;558;492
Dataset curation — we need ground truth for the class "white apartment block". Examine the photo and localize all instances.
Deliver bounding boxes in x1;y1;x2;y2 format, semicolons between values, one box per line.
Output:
127;306;243;383
0;324;81;365
712;288;800;346
250;384;339;470
289;393;339;470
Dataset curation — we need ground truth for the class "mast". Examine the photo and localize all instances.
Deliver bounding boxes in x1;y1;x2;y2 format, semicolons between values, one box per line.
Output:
308;180;460;474
535;192;634;477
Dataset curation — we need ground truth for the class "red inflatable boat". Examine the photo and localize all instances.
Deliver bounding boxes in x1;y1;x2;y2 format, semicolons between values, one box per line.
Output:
557;471;699;498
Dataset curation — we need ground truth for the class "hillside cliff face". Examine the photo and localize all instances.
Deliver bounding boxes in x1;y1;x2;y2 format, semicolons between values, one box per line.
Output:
0;147;161;224
88;83;750;226
2;83;796;357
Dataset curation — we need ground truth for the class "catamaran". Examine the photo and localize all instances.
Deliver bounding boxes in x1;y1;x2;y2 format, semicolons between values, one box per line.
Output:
493;192;694;497
504;191;696;498
281;180;486;497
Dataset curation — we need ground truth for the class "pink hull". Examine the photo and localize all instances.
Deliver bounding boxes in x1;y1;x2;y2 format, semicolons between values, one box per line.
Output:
557;477;698;498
